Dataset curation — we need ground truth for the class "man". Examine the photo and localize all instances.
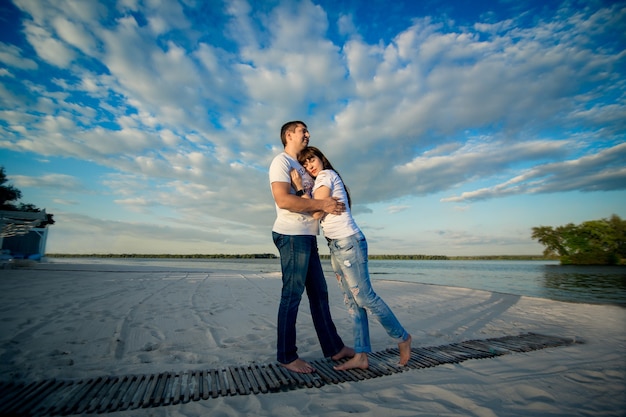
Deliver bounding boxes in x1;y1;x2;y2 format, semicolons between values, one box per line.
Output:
269;120;354;373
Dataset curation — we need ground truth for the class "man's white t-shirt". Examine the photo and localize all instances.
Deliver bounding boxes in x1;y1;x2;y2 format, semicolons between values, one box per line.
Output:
269;152;319;235
313;169;360;239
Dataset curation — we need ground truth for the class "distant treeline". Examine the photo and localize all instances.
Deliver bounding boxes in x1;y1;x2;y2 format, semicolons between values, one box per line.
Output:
320;254;449;260
446;255;557;261
47;253;554;261
320;254;553;261
47;253;278;259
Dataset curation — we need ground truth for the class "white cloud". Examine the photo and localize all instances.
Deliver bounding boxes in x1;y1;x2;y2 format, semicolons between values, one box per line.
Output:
441;142;626;202
51;16;97;55
22;22;76;67
0;42;38;69
387;205;410;214
11;173;85;192
45;211;267;254
1;0;624;255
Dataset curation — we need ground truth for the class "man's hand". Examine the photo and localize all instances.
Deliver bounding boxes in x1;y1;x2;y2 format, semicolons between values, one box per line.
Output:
321;197;345;215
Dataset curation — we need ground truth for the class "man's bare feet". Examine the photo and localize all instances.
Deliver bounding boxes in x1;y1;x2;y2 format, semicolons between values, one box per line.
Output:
331;346;355;361
398;334;412;366
280;358;316;374
334;352;369;371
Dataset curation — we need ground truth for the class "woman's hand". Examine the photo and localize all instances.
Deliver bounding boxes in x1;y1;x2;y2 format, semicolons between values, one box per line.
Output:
290;168;303;192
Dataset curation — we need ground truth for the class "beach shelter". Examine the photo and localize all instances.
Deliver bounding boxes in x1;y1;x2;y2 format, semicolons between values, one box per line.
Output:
0;210;50;261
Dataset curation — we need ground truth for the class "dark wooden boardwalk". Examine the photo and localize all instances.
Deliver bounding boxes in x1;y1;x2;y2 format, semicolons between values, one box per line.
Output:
0;333;578;416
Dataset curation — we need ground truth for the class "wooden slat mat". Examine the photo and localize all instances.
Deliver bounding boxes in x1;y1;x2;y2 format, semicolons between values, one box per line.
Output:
0;332;578;416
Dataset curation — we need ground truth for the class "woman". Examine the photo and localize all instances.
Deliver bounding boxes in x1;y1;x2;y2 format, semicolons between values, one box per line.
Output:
291;146;411;370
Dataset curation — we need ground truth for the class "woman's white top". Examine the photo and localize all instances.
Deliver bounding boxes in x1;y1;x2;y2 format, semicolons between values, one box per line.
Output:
313;169;360;239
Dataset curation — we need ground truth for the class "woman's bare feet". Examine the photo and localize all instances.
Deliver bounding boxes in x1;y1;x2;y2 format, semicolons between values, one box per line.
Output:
334;352;369;370
331;346;355;361
398;334;412;366
280;358;315;374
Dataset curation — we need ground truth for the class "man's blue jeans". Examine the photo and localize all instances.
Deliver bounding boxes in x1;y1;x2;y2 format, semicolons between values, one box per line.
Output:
328;231;408;353
272;232;345;364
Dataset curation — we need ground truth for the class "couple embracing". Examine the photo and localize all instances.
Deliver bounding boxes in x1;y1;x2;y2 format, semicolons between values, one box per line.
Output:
269;120;412;374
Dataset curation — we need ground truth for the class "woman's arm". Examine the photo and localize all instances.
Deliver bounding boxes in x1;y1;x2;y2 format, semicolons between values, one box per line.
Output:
271;181;344;215
311;186;332;219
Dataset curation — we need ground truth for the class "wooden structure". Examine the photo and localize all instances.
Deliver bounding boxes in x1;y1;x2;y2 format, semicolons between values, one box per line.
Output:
0;333;579;416
0;210;50;261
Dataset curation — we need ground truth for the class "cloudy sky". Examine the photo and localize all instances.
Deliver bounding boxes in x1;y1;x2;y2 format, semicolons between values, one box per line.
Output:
0;0;624;256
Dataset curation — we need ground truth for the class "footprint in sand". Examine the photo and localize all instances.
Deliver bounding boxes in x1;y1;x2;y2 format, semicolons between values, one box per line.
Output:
141;342;160;352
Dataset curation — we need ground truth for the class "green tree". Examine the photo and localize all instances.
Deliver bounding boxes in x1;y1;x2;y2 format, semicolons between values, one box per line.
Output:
0;167;22;210
0;166;55;226
532;215;626;265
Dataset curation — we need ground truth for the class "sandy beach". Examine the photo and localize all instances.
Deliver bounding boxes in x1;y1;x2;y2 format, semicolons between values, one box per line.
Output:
0;261;624;416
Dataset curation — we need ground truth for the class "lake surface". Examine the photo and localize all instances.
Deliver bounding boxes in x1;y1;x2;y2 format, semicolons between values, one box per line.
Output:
48;258;626;306
365;260;626;306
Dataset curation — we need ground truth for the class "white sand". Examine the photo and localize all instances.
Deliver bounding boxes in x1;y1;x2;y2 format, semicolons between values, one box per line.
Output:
0;261;624;416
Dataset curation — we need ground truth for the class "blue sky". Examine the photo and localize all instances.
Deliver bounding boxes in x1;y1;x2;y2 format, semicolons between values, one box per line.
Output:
0;0;624;256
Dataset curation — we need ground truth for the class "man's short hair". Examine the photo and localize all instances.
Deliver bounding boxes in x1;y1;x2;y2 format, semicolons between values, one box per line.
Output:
280;121;307;146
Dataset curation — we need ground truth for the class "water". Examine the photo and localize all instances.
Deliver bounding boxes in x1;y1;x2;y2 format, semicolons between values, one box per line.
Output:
363;260;626;307
48;258;626;306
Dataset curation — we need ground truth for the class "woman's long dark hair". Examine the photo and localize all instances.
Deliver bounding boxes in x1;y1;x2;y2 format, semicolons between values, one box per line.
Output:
298;146;352;208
